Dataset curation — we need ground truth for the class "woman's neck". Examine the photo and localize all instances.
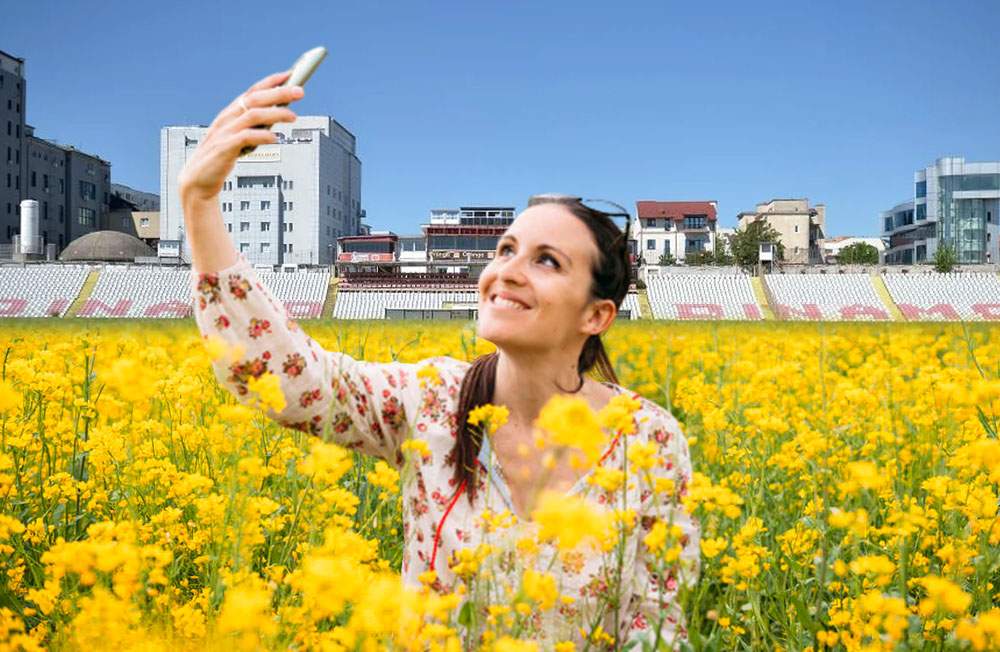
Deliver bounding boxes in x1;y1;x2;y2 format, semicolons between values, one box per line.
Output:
491;347;586;432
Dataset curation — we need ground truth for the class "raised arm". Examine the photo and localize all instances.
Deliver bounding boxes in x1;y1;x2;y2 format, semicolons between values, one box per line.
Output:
181;68;416;467
178;68;302;274
189;255;418;466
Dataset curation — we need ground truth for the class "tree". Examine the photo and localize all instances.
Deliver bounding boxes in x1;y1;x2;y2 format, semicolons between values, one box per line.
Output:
727;220;784;271
933;242;958;273
836;242;879;265
658;252;677;266
685;250;714;266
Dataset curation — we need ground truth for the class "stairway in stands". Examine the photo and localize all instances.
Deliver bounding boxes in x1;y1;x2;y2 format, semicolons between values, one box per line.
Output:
869;273;904;321
637;288;652;319
320;277;340;319
750;277;776;320
65;269;100;318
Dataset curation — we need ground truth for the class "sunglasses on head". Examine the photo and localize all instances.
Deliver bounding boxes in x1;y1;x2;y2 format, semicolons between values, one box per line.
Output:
527;193;633;241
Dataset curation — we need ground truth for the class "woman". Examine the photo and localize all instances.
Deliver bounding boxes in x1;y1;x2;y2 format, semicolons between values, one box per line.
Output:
180;69;700;649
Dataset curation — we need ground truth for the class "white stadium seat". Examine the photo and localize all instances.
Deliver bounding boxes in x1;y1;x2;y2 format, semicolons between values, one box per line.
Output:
646;274;763;320
0;264;91;317
765;274;889;321
883;272;1000;321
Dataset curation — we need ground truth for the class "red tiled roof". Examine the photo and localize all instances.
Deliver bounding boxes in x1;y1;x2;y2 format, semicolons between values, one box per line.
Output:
636;201;717;221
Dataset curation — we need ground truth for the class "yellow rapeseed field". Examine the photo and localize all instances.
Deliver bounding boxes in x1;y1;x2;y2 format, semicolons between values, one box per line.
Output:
0;319;998;651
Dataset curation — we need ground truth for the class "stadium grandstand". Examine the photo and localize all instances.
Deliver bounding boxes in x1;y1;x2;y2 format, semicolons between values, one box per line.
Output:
2;262;1000;321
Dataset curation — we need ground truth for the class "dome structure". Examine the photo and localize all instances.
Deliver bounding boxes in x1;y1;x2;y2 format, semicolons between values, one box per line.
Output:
60;230;155;262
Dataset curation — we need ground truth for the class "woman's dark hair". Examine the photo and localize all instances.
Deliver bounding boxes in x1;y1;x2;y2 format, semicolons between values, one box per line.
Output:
452;195;633;503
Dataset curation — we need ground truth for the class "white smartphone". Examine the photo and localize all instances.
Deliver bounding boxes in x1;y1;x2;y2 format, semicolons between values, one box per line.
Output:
239;46;327;156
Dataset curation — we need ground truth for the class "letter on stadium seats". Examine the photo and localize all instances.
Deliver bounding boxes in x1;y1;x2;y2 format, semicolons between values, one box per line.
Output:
677;303;724;319
840;304;889;320
897;303;960;321
972;304;1000;320
0;298;27;316
46;299;69;316
282;301;322;319
77;299;132;317
775;304;823;320
144;301;193;318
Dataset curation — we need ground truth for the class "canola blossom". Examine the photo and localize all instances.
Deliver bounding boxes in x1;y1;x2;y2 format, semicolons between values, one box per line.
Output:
0;318;998;651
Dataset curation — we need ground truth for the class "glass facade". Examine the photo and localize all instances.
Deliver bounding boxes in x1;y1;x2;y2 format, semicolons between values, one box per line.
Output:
936;175;1000;264
915;181;927;198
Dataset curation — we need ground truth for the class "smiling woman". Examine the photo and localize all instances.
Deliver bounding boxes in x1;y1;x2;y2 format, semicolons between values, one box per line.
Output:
180;69;700;648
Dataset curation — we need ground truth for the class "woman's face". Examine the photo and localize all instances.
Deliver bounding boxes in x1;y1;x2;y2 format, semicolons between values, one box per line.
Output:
477;203;614;352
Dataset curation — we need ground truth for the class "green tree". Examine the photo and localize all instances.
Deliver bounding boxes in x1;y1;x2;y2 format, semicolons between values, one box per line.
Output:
933;242;958;273
836;242;879;265
727;220;784;271
684;250;714;266
658;252;677;266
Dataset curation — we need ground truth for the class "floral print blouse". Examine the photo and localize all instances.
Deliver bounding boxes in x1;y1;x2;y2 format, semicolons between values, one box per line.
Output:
190;253;701;650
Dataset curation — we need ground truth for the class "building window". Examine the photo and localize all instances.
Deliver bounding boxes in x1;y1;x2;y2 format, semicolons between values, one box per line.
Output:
237;176;275;188
240;201;250;211
646;239;656;250
260;221;270;232
240;221;250;232
683;215;707;229
283;222;294;233
140;217;149;227
794;224;799;233
284;243;294;253
79;181;96;200
260;242;270;252
31;171;36;187
227;223;232;232
239;242;249;252
78;207;95;226
260;200;270;210
648;218;657;228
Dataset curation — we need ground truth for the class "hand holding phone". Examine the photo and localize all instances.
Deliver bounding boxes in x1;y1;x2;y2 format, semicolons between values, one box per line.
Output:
238;46;328;156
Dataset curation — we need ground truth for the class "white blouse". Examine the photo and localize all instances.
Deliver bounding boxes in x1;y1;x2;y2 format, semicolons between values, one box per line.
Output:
190;253;701;649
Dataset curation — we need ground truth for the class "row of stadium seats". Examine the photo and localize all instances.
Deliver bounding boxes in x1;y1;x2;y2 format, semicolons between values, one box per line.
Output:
333;290;479;320
3;265;1000;321
883;272;1000;321
0;265;91;317
646;274;762;320
766;273;889;321
332;290;643;320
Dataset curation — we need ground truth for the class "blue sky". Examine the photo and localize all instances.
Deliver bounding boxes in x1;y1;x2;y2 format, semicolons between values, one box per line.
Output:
3;0;998;236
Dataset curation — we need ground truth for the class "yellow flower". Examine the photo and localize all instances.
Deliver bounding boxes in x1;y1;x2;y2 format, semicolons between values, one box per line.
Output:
596;393;642;434
521;569;558;610
246;371;286;413
530;491;613;551
366;460;400;494
0;379;20;413
417;364;443;387
534;395;608;468
468;403;510;435
917;575;972;617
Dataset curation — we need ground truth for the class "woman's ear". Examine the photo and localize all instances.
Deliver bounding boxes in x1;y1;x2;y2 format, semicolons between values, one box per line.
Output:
583;298;617;336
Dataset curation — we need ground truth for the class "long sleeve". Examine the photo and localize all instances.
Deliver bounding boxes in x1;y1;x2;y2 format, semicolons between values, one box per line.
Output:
623;411;701;650
189;253;421;467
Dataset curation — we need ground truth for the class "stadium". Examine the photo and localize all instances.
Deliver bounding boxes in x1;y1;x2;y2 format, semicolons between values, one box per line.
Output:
2;241;1000;322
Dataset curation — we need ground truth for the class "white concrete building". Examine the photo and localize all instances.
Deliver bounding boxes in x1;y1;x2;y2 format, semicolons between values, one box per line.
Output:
160;116;362;266
635;200;719;265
